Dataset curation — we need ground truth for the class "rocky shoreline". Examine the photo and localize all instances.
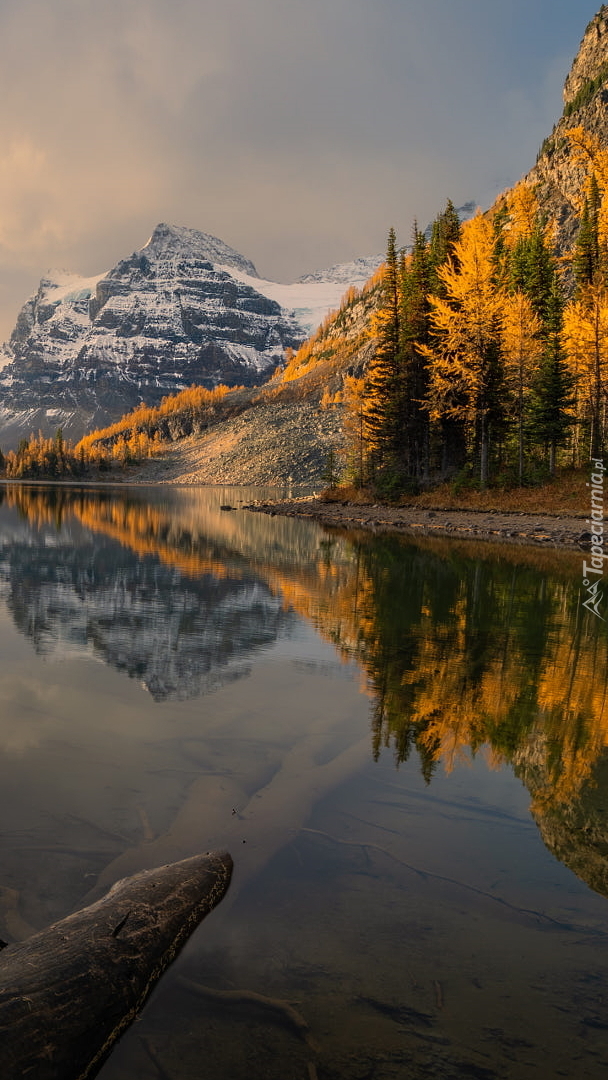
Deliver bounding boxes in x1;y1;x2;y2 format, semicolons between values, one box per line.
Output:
246;496;589;550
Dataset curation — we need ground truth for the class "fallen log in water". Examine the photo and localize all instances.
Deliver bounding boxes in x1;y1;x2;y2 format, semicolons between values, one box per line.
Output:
0;849;232;1080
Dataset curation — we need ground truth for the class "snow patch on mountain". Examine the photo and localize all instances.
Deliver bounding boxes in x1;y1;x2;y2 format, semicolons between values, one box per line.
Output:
222;254;382;336
296;254;383;286
218;267;367;336
39;270;106;306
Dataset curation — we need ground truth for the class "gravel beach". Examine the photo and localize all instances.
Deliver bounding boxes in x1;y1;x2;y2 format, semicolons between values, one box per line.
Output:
246;496;589;550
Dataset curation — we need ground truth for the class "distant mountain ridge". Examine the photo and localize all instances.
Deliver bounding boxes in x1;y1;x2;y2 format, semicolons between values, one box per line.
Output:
0;224;381;448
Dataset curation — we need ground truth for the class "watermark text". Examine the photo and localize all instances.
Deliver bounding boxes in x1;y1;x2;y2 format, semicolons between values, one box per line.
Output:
582;458;605;619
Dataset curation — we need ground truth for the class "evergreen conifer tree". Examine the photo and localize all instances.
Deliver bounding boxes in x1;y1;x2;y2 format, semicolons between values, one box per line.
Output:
491;201;510;282
574;198;600;292
508;225;555;323
590;173;602;270
429;200;462;292
364;228;402;478
501;291;543;483
398;225;432;482
529;275;574;473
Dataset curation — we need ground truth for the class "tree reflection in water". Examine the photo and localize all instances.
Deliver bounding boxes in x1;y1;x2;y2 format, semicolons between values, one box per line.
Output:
2;483;607;894
2;483;608;1079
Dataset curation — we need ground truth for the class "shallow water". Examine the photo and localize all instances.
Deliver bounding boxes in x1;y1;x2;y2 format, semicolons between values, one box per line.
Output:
1;483;608;1079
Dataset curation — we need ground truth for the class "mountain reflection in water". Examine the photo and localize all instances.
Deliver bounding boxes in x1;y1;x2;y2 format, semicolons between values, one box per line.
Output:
1;482;608;1080
0;490;292;701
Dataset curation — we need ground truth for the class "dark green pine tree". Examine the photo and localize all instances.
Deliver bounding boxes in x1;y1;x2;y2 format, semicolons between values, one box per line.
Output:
573;195;600;292
491;201;511;284
478;320;510;481
589;173;602;273
54;426;65;474
509;224;555;323
364;227;402;479
588;172;608;281
429;199;462;293
504;217;570;477
508;234;529;293
528;275;573;474
398;225;432;482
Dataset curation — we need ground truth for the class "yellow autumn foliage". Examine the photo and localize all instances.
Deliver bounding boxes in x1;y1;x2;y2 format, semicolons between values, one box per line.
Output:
503;181;547;246
563;283;608;416
501;291;544;405
77;383;236;454
565;125;608;249
421;214;504;422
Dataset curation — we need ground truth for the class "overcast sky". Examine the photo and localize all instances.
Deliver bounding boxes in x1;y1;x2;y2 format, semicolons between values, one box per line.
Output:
0;0;599;338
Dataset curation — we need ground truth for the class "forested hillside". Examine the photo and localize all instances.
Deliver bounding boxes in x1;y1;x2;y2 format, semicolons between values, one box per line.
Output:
359;133;608;493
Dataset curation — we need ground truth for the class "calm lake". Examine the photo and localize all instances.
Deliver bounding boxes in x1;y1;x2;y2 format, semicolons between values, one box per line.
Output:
1;483;608;1080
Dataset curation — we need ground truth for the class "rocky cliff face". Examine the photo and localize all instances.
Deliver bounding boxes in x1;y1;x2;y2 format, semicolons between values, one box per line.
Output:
0;224;378;448
564;7;608;103
518;7;608;254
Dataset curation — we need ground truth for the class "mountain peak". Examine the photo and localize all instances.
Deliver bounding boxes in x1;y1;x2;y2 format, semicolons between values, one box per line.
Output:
506;7;608;259
141;223;259;277
563;6;608;107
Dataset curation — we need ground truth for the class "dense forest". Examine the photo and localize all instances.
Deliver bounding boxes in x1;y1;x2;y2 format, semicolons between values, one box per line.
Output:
354;127;608;493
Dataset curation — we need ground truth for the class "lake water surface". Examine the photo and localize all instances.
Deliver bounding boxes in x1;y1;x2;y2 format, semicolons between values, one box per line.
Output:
1;483;608;1080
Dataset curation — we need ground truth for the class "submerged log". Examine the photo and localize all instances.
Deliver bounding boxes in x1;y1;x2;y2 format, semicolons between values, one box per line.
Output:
0;849;232;1080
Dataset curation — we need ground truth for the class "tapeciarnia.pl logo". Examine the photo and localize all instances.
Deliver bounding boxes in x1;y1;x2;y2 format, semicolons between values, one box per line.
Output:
582;458;606;619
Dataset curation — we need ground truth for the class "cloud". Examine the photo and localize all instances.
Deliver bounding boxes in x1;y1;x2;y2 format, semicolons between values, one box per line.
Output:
0;0;597;337
0;673;62;753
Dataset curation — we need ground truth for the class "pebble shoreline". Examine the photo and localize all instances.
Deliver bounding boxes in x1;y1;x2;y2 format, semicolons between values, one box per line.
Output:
246;497;588;551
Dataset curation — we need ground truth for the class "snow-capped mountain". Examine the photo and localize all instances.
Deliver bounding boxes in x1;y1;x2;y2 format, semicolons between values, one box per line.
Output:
0;223;381;447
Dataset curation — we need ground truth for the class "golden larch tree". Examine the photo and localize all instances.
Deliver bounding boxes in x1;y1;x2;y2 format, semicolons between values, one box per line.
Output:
563;283;608;455
420;214;504;486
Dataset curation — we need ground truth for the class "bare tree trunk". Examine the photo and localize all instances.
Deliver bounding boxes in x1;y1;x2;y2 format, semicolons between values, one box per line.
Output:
0;851;232;1080
480;411;489;488
519;411;524;486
